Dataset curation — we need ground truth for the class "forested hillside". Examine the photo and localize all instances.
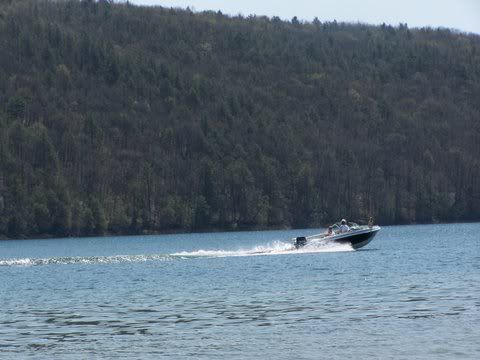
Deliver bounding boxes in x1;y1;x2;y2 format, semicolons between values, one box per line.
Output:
0;0;479;238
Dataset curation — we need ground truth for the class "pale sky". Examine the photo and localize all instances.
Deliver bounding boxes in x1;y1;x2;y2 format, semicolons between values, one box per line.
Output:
129;0;480;34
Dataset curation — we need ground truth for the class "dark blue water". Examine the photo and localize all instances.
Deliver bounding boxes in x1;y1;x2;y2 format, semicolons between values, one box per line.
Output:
1;223;479;359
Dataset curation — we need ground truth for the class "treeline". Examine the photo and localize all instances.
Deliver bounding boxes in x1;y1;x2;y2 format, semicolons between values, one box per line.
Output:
0;0;479;238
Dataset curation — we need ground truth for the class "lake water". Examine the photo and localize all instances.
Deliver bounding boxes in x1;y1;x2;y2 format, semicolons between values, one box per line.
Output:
1;223;479;359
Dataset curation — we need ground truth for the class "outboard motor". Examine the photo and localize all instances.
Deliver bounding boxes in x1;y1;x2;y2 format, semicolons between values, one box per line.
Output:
294;236;307;249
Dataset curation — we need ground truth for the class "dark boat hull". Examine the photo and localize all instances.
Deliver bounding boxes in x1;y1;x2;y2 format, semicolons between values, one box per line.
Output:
334;229;379;249
294;226;380;250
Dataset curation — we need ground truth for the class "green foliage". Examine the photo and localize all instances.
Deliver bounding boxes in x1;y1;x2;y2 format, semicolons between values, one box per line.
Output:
0;0;479;239
89;198;107;235
6;97;27;120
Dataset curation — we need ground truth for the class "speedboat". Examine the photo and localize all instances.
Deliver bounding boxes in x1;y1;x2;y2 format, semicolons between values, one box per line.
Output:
294;222;380;250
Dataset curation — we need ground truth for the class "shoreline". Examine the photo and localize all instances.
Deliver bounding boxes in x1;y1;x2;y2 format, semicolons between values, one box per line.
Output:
1;220;479;241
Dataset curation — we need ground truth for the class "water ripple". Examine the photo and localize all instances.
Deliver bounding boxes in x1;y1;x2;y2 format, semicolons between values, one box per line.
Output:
0;224;479;359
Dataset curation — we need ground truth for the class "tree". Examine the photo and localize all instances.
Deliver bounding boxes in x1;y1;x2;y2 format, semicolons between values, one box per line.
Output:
0;0;479;239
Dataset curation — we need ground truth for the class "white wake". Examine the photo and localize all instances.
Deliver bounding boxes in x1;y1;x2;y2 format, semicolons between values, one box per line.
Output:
172;238;353;258
0;254;174;267
0;238;353;267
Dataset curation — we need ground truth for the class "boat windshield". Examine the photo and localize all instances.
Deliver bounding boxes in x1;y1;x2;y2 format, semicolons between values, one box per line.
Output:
332;222;361;230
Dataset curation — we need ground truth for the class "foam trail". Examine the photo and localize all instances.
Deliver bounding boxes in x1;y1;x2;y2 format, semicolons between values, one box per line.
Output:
0;254;174;267
172;239;353;258
1;239;353;267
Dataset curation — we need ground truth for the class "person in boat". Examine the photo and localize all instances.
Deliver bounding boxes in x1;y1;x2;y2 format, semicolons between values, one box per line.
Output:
368;216;374;227
327;226;335;236
339;219;350;233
